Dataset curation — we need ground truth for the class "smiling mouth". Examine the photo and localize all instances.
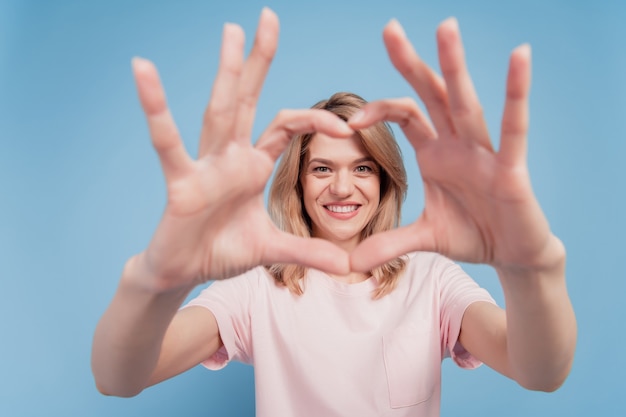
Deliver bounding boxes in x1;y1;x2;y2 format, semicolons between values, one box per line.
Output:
324;205;359;213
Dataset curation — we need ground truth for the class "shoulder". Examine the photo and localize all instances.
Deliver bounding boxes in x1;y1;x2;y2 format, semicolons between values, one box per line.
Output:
190;266;276;302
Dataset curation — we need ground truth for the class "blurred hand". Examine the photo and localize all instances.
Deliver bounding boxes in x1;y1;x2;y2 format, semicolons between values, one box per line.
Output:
131;8;352;292
350;18;564;273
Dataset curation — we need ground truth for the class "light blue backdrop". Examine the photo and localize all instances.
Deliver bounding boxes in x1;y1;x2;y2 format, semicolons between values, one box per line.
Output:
1;0;624;416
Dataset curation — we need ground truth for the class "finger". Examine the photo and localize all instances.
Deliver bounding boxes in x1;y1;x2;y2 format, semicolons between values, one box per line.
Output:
382;19;455;138
350;221;436;272
234;8;279;142
348;98;437;151
499;44;531;166
256;109;353;161
436;18;492;149
133;57;192;182
265;232;350;275
198;23;245;156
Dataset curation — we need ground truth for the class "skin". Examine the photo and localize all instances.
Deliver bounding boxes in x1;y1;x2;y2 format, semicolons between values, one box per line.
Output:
301;132;381;285
91;8;576;398
302;132;381;253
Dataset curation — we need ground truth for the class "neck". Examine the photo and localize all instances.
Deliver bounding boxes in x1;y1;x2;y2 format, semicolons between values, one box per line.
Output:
328;271;371;284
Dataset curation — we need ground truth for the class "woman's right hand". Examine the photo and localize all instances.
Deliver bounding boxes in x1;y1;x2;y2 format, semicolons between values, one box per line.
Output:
130;8;352;292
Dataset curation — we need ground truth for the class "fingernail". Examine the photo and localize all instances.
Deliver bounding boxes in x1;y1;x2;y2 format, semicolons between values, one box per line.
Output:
261;6;274;16
517;43;531;55
388;18;400;27
131;56;150;72
339;123;354;135
442;16;458;30
350;110;365;124
386;18;406;37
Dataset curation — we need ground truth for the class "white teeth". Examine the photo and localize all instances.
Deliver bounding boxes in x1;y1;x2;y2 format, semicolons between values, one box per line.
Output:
326;205;358;213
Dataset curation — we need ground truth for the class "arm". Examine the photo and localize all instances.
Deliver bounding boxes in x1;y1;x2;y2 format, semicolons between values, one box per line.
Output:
92;8;353;397
92;258;220;396
461;258;575;391
348;18;576;391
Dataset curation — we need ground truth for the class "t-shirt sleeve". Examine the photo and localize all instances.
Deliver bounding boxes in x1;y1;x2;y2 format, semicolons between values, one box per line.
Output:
182;269;259;370
436;257;496;369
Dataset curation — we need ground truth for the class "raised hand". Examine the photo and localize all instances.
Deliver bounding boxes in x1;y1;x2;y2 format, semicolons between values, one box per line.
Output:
131;8;352;291
349;18;565;274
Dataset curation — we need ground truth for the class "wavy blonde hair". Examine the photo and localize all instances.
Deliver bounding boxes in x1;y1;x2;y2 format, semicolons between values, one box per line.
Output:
267;92;408;299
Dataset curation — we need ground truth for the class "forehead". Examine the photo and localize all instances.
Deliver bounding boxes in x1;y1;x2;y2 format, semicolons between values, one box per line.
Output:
306;132;371;161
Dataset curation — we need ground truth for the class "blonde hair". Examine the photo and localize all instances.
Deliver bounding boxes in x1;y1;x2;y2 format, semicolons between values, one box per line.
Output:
267;92;408;299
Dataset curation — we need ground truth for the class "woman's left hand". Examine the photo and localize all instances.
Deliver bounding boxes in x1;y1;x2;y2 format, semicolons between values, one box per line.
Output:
349;18;564;274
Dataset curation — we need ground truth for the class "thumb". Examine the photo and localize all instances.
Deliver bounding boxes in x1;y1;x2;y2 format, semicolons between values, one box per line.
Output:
350;220;436;272
264;231;351;275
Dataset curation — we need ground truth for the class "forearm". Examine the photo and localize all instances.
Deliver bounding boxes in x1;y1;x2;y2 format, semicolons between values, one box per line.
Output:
496;239;577;391
91;255;194;397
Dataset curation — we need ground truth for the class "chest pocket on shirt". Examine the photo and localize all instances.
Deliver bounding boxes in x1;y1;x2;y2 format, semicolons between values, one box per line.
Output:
382;321;437;408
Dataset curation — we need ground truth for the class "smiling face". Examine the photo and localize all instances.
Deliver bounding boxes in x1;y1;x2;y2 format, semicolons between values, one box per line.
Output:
301;132;381;251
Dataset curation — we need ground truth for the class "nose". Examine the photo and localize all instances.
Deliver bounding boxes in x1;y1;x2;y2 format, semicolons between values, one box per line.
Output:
329;170;354;197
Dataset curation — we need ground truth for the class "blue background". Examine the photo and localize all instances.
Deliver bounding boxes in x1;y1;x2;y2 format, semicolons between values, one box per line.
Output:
1;0;624;415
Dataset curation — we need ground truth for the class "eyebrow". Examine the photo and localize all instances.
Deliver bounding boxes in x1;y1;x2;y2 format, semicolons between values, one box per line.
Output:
307;156;376;166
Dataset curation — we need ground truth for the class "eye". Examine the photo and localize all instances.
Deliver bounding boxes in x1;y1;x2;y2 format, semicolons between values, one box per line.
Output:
355;165;373;173
313;166;330;173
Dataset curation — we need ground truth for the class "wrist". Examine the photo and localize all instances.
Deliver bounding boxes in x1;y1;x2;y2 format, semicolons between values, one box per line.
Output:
495;234;566;282
121;253;197;296
494;235;568;303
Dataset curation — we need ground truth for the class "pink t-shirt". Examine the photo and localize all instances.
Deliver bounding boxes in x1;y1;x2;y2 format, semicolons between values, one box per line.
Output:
185;251;495;417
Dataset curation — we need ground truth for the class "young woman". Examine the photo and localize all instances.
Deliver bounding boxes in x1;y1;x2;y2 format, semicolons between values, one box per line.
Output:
92;8;576;417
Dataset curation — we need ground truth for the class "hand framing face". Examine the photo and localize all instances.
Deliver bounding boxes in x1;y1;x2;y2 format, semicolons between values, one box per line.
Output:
131;9;355;291
349;18;564;274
